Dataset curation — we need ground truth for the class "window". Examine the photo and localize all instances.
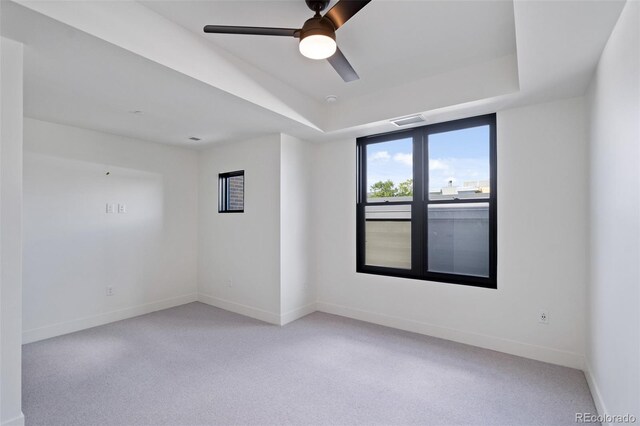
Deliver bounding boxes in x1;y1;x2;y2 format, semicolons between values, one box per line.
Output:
218;170;244;213
356;114;497;288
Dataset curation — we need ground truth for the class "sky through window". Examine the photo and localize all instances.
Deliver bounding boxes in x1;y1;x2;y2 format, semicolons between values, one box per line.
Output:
366;125;490;194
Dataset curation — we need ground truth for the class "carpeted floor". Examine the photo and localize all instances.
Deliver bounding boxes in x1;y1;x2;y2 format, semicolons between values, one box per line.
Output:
23;302;596;426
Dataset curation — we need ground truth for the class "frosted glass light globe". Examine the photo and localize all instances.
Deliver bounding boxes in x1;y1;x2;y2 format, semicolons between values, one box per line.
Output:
299;34;337;60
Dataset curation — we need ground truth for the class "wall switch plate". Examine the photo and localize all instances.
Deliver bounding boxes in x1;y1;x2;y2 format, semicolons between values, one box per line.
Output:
538;309;549;324
106;286;114;296
226;278;233;288
118;203;126;214
106;203;115;214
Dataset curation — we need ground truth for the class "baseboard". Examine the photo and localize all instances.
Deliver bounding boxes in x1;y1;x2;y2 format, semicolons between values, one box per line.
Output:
280;302;317;325
584;357;608;418
316;301;585;369
25;292;584;369
22;293;198;344
1;412;24;426
198;294;280;325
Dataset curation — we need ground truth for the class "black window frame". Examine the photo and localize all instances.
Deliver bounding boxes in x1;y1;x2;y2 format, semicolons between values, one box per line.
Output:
218;170;245;213
356;114;497;289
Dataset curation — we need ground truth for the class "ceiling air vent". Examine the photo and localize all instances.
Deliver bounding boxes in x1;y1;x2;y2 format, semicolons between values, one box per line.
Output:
390;114;425;127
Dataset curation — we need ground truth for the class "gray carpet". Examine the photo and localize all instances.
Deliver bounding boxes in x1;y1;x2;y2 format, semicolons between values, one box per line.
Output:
23;302;596;426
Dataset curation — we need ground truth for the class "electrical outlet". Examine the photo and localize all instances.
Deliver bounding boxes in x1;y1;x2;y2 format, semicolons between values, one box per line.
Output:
106;203;115;214
118;203;127;214
538;309;549;324
226;278;233;288
106;286;114;296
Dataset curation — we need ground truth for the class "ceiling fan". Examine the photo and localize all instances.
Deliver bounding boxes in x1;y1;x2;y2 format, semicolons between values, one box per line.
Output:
203;0;371;82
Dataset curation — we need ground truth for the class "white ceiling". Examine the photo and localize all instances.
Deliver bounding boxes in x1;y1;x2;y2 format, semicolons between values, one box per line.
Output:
0;0;628;148
1;1;309;147
140;0;517;102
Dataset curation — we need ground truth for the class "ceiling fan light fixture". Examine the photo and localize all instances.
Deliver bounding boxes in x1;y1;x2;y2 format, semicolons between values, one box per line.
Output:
298;17;336;60
299;34;336;60
203;0;371;81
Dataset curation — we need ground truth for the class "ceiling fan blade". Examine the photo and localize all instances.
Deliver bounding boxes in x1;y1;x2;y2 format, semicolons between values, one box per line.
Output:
327;47;359;82
323;0;371;30
203;25;299;37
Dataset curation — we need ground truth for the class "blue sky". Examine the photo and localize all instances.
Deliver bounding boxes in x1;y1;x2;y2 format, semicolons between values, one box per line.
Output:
366;125;490;193
366;137;413;192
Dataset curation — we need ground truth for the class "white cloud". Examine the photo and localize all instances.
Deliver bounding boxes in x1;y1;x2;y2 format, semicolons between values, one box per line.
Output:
428;158;490;191
429;159;449;171
393;152;412;166
369;151;390;162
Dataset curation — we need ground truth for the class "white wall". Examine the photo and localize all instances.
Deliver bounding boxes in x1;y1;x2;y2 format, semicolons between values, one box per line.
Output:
280;134;315;323
198;134;282;323
22;118;198;343
312;97;588;369
198;133;316;325
1;37;25;426
586;0;639;418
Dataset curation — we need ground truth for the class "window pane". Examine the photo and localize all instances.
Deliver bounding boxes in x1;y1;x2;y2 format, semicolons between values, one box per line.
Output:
227;175;244;211
366;138;413;203
365;204;411;269
427;203;489;277
428;126;490;201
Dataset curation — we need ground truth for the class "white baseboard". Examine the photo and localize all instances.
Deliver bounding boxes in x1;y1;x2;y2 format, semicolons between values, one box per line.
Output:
1;412;24;426
22;293;198;344
21;292;585;370
584;357;608;418
198;294;281;325
280;302;317;325
316;301;585;369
